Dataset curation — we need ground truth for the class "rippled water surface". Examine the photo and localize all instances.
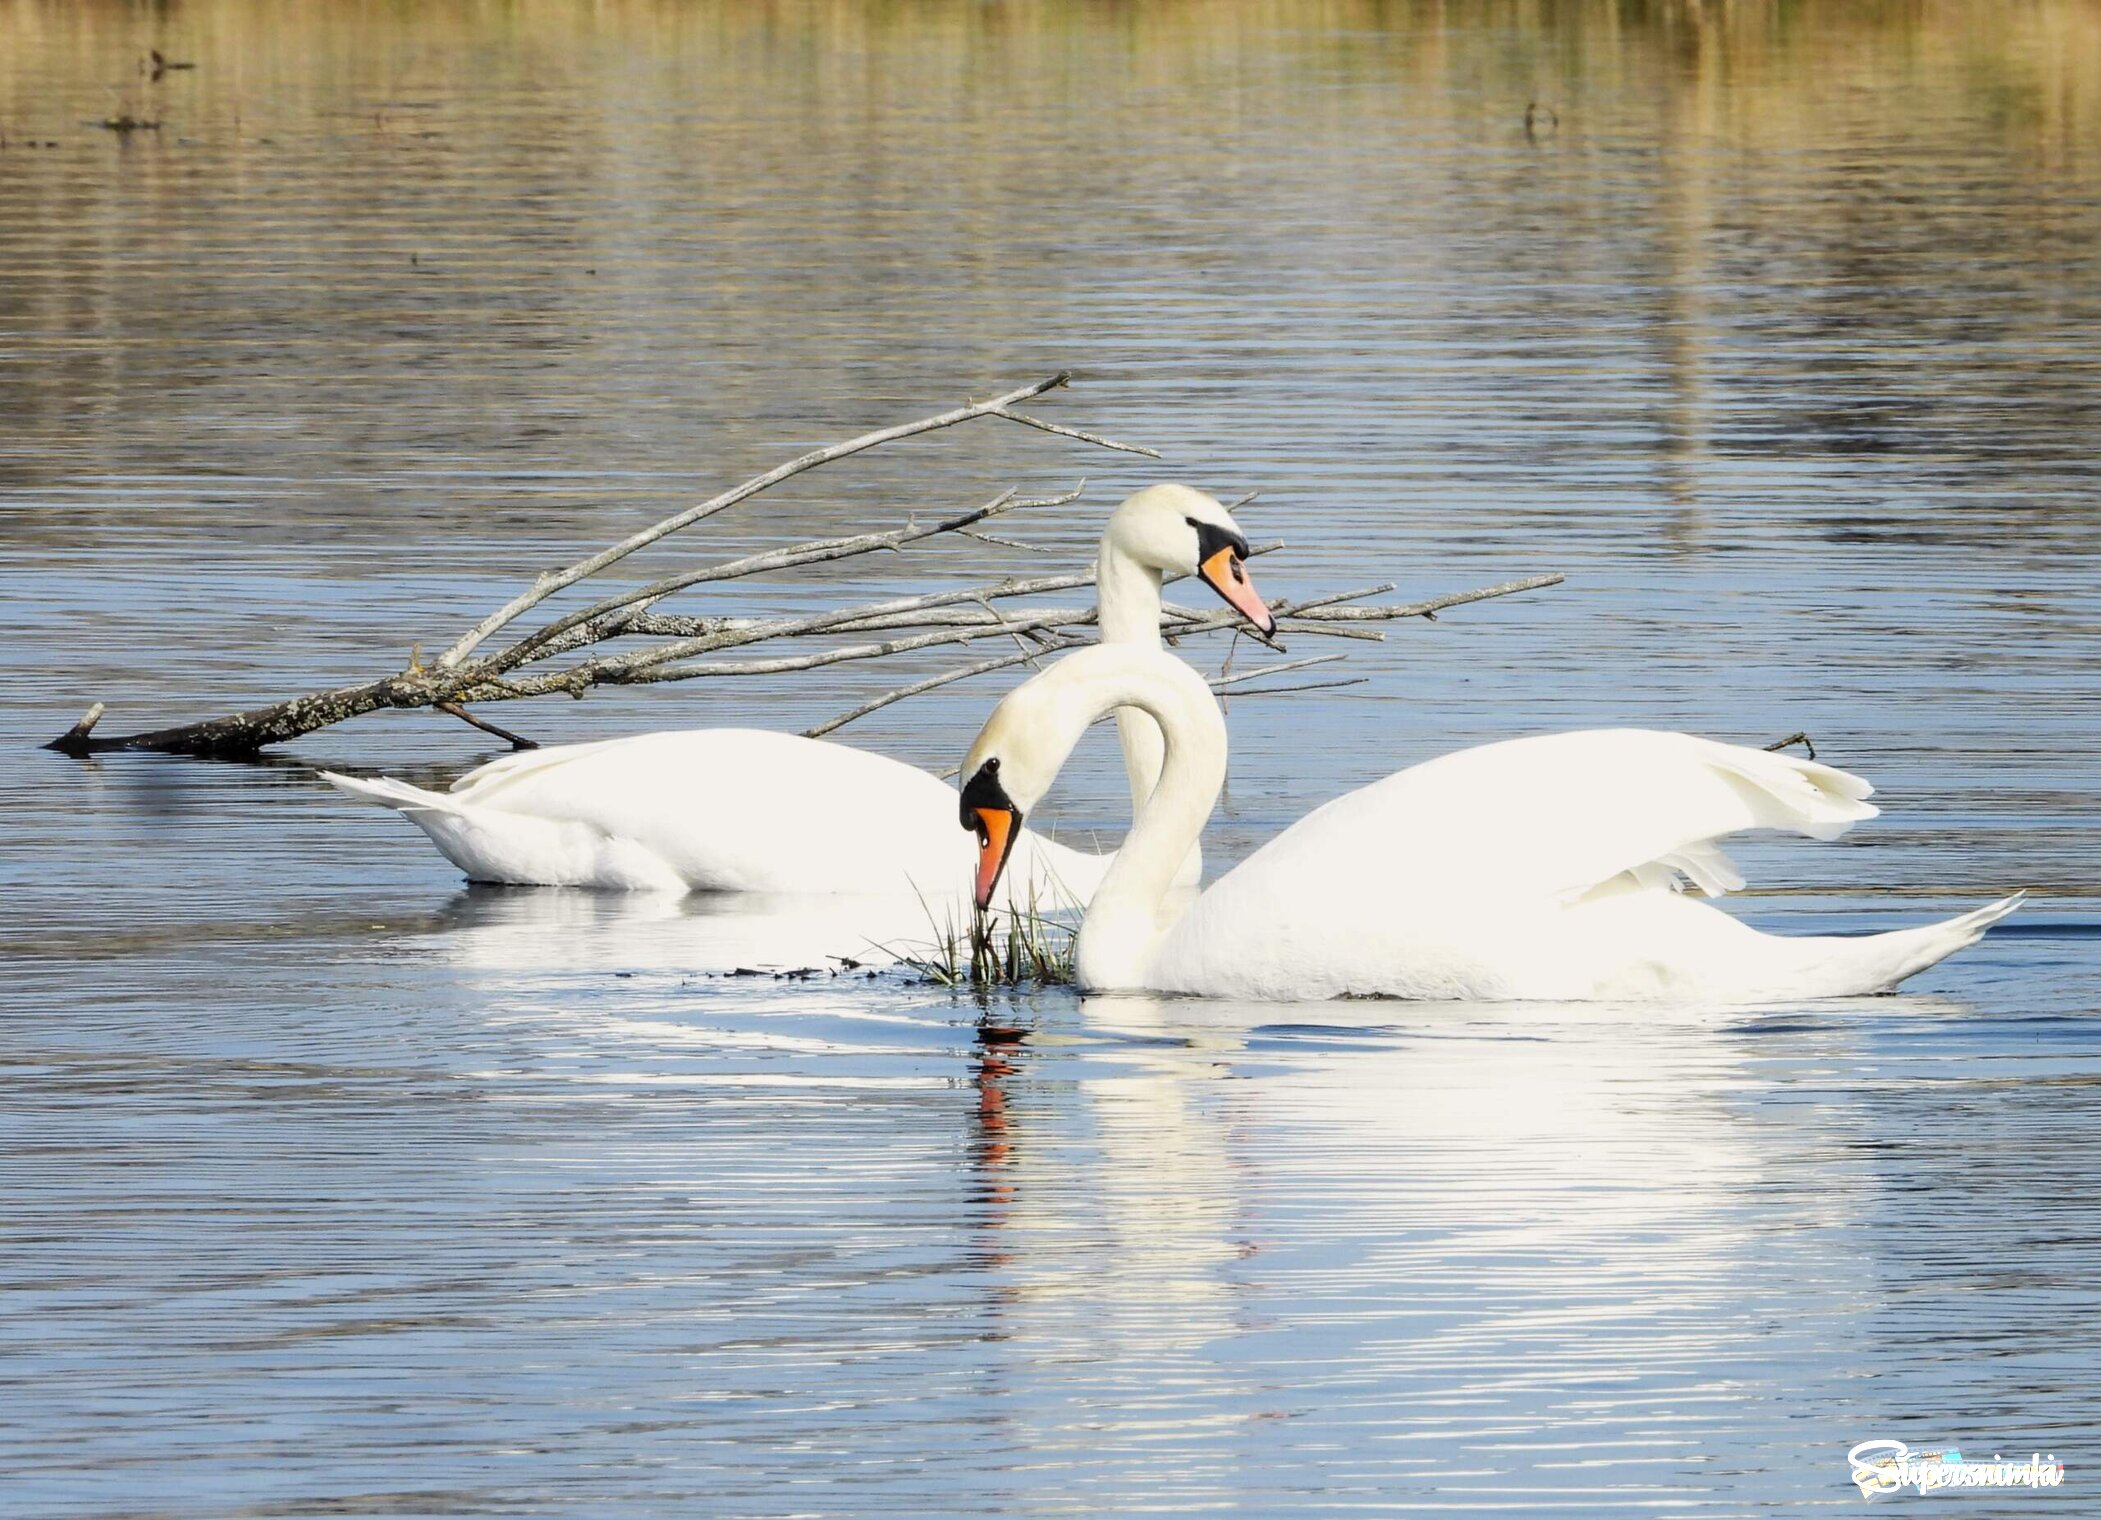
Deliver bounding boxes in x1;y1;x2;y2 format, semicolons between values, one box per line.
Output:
3;2;2099;1514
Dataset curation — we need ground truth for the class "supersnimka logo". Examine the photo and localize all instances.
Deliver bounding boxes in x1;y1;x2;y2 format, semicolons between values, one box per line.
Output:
1848;1439;2066;1498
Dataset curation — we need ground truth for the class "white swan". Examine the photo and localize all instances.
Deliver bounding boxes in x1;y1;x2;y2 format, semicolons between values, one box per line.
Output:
321;485;1275;898
958;644;2024;1001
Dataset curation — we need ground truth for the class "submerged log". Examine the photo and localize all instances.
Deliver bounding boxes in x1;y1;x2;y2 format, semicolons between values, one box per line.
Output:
47;677;425;759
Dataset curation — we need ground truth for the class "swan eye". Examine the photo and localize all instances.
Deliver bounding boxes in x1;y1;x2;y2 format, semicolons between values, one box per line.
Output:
959;756;1018;833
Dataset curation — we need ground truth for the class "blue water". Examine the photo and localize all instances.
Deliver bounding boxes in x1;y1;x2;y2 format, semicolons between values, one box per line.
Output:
2;2;2097;1514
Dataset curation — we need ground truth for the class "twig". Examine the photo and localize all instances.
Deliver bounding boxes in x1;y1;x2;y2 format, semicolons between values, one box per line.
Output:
1764;731;1817;759
1289;573;1564;622
1210;653;1348;690
978;594;1046;669
1217;677;1369;698
956;529;1047;552
991;408;1161;459
1277;582;1399;615
435;702;539;750
802;641;1084;739
1271;620;1385;642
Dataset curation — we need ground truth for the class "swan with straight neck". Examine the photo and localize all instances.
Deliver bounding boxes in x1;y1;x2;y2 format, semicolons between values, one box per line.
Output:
322;487;1273;897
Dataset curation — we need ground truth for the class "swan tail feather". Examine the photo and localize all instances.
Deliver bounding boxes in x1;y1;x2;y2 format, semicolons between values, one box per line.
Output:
1783;892;2027;996
318;770;468;817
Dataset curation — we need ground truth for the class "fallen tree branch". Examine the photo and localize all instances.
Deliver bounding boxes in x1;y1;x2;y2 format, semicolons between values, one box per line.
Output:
43;374;1564;759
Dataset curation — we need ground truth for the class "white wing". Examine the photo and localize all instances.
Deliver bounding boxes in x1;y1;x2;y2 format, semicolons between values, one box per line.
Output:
1155;730;1878;999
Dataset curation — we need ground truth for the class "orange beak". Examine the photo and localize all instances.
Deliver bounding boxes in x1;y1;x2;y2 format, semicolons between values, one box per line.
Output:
1200;547;1277;636
972;806;1018;911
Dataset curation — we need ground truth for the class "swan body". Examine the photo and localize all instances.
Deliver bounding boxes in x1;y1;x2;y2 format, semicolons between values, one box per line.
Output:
326;728;1103;900
324;485;1274;897
960;645;2022;1002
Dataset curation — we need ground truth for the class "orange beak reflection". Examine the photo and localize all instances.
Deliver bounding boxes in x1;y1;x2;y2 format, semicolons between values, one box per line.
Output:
972;806;1019;910
1200;548;1277;635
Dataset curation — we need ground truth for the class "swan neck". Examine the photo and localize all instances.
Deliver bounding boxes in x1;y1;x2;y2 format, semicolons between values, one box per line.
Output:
1094;530;1163;647
1096;528;1171;819
1076;665;1225;990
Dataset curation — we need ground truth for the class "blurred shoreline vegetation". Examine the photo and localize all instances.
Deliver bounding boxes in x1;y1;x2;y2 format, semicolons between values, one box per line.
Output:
0;0;2095;166
1;0;2093;559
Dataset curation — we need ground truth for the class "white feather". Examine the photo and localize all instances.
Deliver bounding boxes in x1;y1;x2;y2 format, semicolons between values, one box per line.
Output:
967;647;2022;1004
323;730;1103;901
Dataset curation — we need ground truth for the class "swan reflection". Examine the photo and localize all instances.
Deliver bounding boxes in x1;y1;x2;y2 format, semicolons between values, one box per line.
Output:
432;883;976;978
955;991;1972;1496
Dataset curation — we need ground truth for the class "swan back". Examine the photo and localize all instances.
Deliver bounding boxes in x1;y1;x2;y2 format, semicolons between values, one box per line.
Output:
1153;729;1884;1000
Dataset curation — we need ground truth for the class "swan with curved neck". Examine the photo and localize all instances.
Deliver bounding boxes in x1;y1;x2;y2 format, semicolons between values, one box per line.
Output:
324;486;1274;898
960;644;2023;1001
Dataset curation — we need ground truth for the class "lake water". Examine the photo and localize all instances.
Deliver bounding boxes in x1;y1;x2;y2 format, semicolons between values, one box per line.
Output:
3;1;2098;1513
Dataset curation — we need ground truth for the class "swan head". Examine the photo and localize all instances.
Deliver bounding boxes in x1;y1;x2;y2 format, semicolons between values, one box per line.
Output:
960;658;1099;909
1104;484;1275;635
959;754;1024;911
961;680;1081;910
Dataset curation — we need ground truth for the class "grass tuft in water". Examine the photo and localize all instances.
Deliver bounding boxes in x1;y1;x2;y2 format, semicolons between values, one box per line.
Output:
885;887;1076;990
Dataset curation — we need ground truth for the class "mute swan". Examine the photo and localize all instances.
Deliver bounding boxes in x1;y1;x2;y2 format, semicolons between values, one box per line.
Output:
322;485;1275;898
959;644;2023;1001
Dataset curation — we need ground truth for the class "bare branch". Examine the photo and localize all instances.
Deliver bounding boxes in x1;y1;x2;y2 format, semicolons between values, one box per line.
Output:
802;640;1086;739
489;484;1083;672
607;607;1096;687
1209;653;1349;690
1272;620;1385;642
1215;677;1370;699
435;702;539;750
1290;573;1565;622
991;407;1162;459
515;529;1285;667
580;570;1553;691
955;528;1049;552
437;374;1089;669
1276;583;1400;615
